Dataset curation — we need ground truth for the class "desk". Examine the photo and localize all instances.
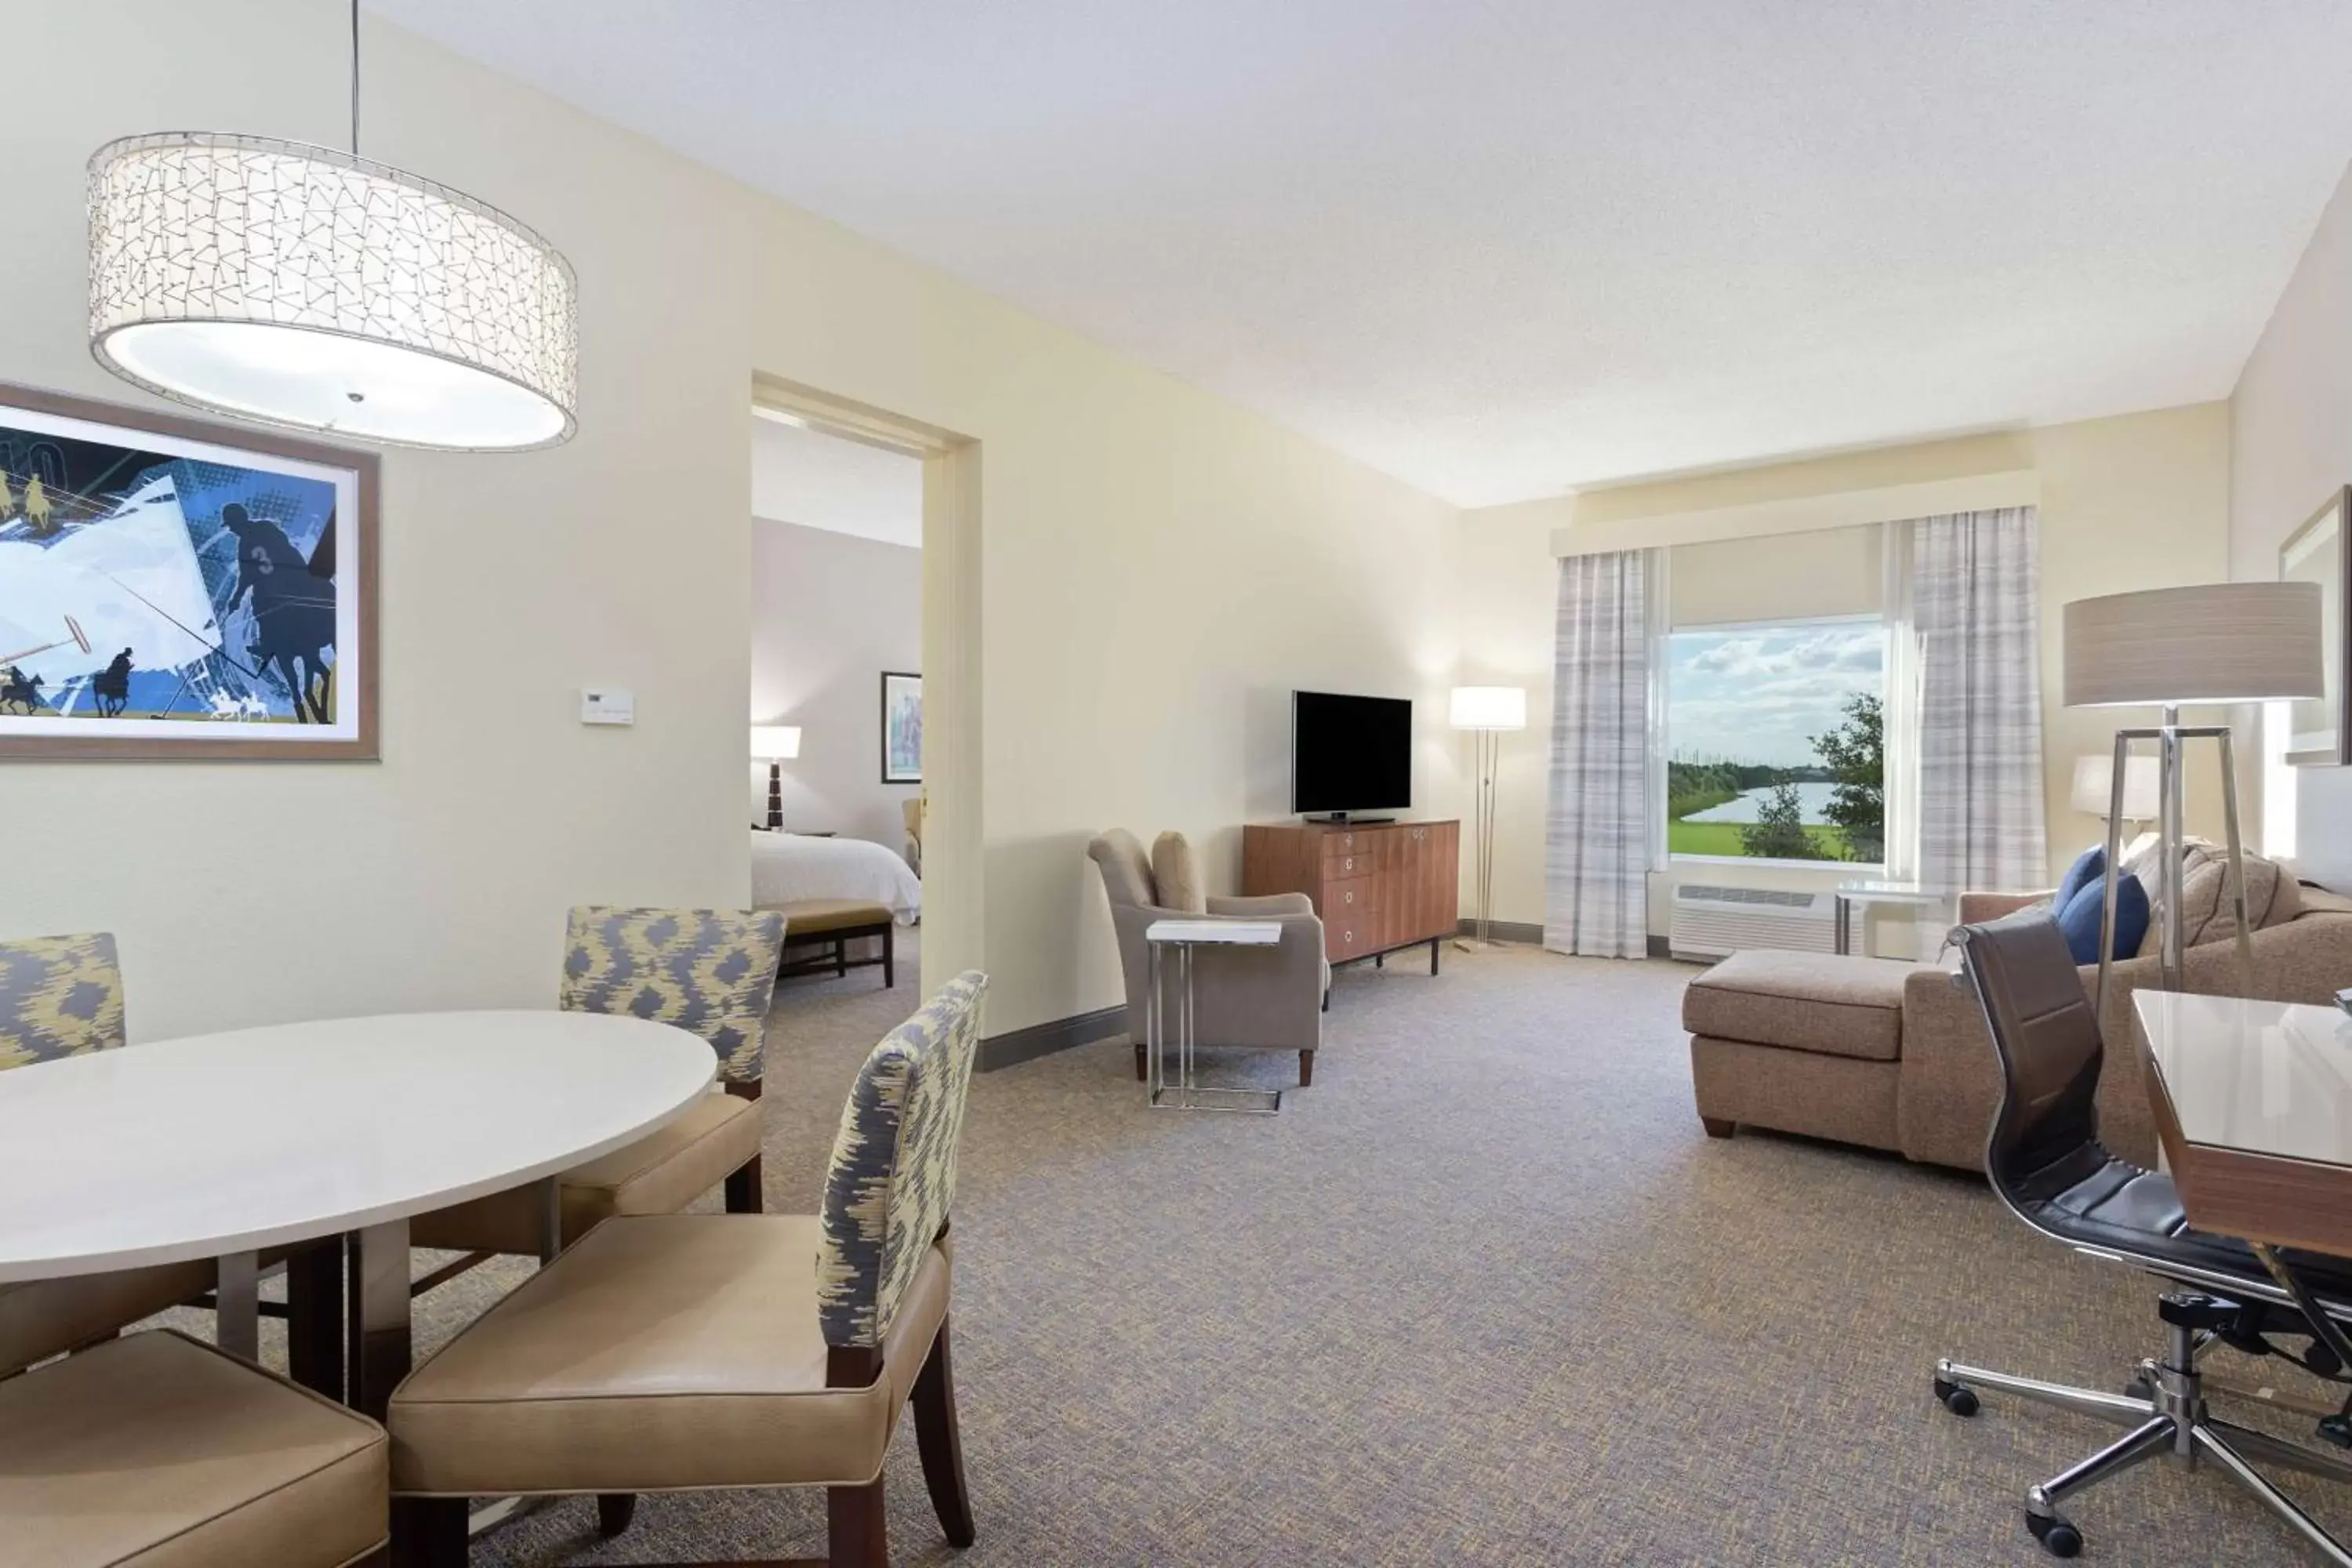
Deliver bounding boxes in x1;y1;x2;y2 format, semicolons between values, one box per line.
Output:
0;1011;713;1417
2134;990;2352;1259
1145;919;1283;1114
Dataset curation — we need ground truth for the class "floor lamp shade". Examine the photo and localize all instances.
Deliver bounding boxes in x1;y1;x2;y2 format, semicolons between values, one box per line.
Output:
2063;583;2324;707
1449;686;1528;731
750;725;802;760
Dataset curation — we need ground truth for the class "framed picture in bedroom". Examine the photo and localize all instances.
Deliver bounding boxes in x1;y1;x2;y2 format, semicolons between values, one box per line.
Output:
880;670;922;783
0;381;377;760
2282;485;2350;768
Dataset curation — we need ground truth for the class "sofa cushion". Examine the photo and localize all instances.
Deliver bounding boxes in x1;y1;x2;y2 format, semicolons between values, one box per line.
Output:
1682;949;1923;1062
2136;848;2296;956
2056;872;2149;964
1151;832;1207;915
2054;844;2106;913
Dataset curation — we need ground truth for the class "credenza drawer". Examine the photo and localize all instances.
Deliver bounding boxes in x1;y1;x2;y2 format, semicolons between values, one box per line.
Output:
1327;848;1377;877
1328;920;1374;960
1323;876;1381;915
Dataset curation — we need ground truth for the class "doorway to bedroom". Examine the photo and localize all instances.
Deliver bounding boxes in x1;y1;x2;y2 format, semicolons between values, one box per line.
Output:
749;401;929;989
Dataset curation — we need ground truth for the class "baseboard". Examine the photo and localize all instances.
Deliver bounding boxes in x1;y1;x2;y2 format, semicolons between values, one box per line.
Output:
1456;918;1544;945
977;1004;1126;1073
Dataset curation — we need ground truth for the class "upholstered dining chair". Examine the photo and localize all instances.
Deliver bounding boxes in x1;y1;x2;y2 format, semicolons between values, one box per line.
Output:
409;906;789;1273
386;970;989;1568
0;933;216;1373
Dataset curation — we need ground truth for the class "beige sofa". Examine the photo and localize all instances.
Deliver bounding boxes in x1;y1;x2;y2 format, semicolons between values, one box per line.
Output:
1686;886;2352;1172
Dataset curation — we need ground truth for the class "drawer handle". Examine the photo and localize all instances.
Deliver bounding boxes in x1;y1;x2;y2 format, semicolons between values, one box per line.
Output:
1345;891;1355;904
1344;931;1354;942
1344;857;1356;872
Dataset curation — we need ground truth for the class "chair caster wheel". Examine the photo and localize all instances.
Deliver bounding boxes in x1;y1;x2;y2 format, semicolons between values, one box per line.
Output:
1935;1377;1979;1417
2027;1512;2082;1558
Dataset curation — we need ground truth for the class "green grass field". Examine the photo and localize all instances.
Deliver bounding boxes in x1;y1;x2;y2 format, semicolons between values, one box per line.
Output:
1667;818;1853;859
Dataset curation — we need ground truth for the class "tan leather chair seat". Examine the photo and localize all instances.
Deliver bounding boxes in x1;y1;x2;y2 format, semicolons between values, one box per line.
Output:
388;1214;948;1497
0;1260;215;1375
410;1090;763;1254
0;1329;387;1568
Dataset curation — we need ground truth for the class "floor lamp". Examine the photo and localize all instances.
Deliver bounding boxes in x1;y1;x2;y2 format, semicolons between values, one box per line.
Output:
1450;685;1527;951
750;724;801;831
2062;583;2323;1017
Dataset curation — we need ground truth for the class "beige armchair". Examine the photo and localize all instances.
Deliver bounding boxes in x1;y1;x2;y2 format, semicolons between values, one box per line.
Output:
1087;830;1327;1087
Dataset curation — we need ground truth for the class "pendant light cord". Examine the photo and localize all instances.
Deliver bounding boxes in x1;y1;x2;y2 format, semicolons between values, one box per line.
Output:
350;0;361;155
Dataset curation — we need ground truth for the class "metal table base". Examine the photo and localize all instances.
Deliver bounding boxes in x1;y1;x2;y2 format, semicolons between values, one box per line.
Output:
1147;939;1282;1115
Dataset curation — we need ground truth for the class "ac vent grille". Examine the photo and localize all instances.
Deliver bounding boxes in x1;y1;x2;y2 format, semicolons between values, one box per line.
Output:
1675;884;1818;909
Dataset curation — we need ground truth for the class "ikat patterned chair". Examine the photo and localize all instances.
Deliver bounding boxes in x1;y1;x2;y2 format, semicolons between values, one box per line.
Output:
387;971;989;1568
410;906;789;1263
0;934;215;1374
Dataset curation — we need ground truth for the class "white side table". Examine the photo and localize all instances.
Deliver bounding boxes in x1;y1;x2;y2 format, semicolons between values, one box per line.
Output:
1145;919;1283;1115
1833;880;1946;956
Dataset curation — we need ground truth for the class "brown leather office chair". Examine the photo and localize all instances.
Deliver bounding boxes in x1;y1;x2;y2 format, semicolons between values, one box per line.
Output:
408;907;787;1273
1935;910;2352;1561
386;970;988;1567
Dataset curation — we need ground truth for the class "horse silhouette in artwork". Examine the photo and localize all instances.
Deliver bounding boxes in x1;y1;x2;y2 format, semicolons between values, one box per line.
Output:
223;503;337;724
0;666;44;715
90;649;133;717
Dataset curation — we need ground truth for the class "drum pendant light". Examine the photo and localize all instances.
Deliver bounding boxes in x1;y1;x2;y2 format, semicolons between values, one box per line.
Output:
85;3;576;450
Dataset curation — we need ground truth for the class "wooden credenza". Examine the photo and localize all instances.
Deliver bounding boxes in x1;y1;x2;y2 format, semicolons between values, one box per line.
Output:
1242;819;1460;971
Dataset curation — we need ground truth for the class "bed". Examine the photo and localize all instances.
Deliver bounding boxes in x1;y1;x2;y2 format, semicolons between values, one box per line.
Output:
749;830;922;924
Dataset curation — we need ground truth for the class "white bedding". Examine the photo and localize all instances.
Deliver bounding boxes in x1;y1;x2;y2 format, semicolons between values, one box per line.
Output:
750;830;922;924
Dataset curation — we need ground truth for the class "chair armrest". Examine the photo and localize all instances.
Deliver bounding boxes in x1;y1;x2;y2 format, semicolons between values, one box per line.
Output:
1958;890;2051;924
1185;914;1327;1051
1207;892;1316;918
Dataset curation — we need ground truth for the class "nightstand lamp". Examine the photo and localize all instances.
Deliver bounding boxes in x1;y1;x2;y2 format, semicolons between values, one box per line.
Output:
2068;753;2159;826
750;724;801;832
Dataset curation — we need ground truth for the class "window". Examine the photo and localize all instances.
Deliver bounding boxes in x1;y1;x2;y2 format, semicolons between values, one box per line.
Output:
1666;618;1885;865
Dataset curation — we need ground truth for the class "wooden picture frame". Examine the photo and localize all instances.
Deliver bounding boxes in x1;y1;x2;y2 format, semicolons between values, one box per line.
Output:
2282;485;2350;768
0;381;377;761
880;670;922;783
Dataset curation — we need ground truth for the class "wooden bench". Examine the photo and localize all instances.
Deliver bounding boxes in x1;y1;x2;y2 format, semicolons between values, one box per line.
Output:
774;899;896;989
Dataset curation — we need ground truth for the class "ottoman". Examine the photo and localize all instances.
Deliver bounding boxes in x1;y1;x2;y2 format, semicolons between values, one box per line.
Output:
1683;949;1929;1152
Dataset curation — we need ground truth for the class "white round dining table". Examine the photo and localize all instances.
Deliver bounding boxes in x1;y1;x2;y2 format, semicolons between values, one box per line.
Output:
0;1009;717;1415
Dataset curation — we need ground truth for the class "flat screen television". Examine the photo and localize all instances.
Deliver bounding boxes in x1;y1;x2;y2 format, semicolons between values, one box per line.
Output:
1291;691;1412;818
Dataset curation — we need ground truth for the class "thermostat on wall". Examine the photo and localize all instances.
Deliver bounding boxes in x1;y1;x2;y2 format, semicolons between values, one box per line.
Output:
580;688;635;726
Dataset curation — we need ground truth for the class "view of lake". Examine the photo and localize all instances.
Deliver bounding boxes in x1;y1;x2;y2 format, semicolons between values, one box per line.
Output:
1679;781;1840;825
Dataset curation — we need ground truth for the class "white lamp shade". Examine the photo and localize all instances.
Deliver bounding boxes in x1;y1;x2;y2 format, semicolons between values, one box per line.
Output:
1450;685;1527;731
2063;583;2325;707
750;725;801;760
88;133;577;450
2070;753;2160;821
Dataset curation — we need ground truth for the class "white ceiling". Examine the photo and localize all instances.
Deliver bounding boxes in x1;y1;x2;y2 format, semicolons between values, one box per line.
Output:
373;1;2352;506
750;414;923;549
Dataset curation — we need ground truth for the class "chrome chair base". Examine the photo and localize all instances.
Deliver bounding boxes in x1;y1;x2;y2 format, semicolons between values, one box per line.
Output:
1937;1304;2352;1563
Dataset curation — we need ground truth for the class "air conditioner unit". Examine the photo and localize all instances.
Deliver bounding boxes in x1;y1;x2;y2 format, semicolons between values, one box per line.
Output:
1669;883;1835;962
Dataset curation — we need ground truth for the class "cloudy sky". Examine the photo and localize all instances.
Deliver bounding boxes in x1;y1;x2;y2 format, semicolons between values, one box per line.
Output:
1668;622;1884;769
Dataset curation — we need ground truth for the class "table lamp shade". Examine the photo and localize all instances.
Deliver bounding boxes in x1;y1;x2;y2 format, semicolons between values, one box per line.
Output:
2063;583;2325;707
750;725;801;760
2070;753;2159;820
1450;686;1528;731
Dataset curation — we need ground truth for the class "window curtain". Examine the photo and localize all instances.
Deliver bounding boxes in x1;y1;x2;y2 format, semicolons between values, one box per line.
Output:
1544;550;1653;958
1915;507;2046;894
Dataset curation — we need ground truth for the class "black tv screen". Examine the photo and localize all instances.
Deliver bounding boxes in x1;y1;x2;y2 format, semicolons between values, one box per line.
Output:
1292;691;1412;815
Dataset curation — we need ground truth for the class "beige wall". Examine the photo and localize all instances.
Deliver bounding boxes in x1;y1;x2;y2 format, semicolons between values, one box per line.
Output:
1457;405;2234;933
2;1;1461;1040
2231;160;2352;894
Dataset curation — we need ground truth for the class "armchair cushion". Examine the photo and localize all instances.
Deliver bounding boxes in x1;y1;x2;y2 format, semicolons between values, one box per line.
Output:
1151;832;1207;914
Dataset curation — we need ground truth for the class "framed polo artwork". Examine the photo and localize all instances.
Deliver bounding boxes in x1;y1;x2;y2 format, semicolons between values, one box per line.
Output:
0;382;377;760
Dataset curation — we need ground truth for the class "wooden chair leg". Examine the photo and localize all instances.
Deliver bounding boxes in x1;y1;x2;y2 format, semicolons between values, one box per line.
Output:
725;1153;764;1214
836;935;848;978
1298;1050;1315;1088
1700;1116;1736;1138
1134;1041;1147;1082
390;1496;468;1568
828;1475;890;1567
597;1493;637;1537
912;1318;977;1548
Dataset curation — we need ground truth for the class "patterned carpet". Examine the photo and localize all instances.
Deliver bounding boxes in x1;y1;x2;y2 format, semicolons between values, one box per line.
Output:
266;939;2352;1563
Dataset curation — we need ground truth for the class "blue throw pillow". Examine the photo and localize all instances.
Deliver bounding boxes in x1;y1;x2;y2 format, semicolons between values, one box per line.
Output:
2055;873;2149;965
2054;844;2107;913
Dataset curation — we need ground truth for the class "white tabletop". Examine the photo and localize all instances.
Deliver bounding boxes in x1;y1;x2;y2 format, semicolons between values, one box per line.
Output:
2135;990;2352;1169
1145;920;1283;946
0;1011;717;1282
1836;880;1942;902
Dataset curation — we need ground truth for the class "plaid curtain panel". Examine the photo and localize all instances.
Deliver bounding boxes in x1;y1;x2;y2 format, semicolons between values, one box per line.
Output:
1915;508;2047;895
1544;550;1652;959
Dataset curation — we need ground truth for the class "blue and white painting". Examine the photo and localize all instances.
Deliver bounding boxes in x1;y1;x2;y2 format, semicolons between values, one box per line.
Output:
0;397;365;751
